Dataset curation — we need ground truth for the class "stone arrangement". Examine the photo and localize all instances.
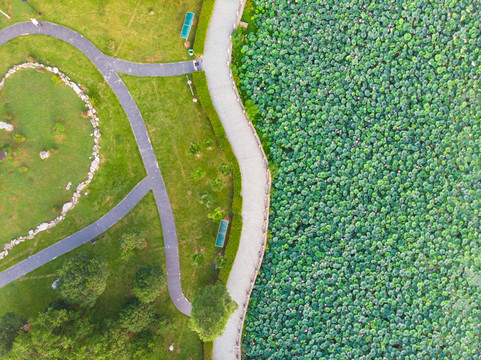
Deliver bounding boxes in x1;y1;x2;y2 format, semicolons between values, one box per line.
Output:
0;62;101;260
39;150;51;159
0;121;13;132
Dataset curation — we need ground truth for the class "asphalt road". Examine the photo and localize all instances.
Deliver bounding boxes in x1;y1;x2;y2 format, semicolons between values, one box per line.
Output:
0;21;195;316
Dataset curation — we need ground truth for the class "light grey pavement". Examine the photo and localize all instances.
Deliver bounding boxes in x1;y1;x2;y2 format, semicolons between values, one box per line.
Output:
0;22;192;315
0;177;151;288
203;1;271;359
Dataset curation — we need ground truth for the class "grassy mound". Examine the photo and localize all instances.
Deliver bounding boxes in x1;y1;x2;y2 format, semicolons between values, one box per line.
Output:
0;68;92;247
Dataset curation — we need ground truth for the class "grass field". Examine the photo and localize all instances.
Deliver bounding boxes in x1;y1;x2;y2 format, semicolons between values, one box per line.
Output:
0;74;233;360
0;68;93;247
0;35;145;272
0;0;203;63
121;74;233;298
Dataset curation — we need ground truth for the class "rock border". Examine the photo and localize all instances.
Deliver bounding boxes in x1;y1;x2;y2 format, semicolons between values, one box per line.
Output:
0;62;101;260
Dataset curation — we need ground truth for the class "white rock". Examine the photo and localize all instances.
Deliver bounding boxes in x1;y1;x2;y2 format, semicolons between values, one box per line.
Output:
37;223;49;231
0;121;13;132
62;202;73;213
39;150;50;159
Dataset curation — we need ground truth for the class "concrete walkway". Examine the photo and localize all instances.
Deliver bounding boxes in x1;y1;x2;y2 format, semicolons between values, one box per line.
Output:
0;22;193;316
0;178;151;288
203;1;271;359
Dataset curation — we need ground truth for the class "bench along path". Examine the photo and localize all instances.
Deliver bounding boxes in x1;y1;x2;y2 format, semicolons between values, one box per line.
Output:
0;21;200;316
203;0;272;359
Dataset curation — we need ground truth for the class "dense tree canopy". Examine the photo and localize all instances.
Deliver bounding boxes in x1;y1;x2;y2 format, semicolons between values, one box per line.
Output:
9;307;96;359
236;0;481;358
56;253;109;308
119;298;156;333
190;284;237;341
133;265;167;304
0;313;26;356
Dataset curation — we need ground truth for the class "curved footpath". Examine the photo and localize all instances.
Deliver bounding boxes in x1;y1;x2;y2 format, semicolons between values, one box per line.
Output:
203;1;272;359
0;22;198;316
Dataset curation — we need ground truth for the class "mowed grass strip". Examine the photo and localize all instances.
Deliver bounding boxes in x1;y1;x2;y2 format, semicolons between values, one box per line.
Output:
0;0;203;63
0;192;203;359
0;68;92;246
0;35;145;272
120;74;233;299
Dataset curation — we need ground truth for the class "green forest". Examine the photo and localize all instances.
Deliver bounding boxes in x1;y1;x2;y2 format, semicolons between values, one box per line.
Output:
235;0;481;358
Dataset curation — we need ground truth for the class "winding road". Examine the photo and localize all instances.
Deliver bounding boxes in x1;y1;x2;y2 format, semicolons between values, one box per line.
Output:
0;21;200;316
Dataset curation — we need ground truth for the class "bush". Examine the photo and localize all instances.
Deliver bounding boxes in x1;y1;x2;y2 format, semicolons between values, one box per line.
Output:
191;252;204;266
13;133;26;143
120;232;146;259
193;0;216;55
207;207;224;222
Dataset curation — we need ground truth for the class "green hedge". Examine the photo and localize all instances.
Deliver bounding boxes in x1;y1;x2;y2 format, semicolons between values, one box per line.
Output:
203;341;213;359
192;71;243;284
193;0;216;55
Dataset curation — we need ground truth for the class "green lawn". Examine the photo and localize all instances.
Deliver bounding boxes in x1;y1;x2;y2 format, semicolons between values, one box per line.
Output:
121;74;233;299
0;3;233;357
0;35;145;272
0;73;234;358
0;68;93;248
0;0;204;63
0;192;203;359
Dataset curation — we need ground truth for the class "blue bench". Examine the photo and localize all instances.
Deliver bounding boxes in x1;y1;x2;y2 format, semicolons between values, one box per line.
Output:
180;12;195;39
215;220;229;247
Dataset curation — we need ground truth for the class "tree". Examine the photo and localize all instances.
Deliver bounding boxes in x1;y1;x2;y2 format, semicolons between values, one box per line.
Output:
56;253;109;308
0;313;26;356
9;307;96;359
120;232;146;259
119;298;155;333
189;284;237;341
133;265;167;304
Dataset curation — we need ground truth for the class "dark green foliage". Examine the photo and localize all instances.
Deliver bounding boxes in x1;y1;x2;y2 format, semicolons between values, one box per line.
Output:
189;284;237;341
207;207;224;222
189;141;201;155
130;331;164;360
210;177;224;192
0;313;26;356
203;139;213;148
214;256;226;269
56;253;109;308
9;307;96;359
198;191;214;207
133;265;167;304
191;252;204;266
220;163;231;176
238;0;481;358
120;232;146;259
119;298;155;333
193;166;206;181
